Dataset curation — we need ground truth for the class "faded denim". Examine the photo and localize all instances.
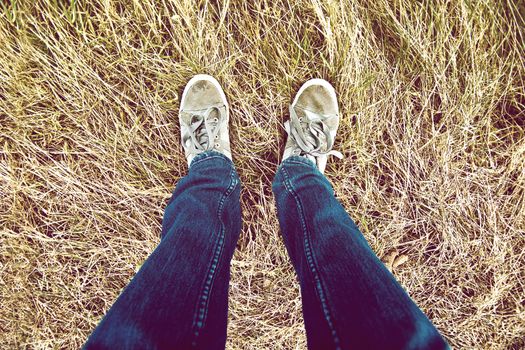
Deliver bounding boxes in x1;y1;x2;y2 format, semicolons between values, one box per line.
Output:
84;151;448;350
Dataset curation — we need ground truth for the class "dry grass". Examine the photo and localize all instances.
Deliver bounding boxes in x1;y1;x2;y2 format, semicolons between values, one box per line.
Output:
1;0;524;349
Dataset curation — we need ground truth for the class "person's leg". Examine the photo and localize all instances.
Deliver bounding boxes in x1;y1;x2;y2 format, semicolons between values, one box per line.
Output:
85;75;239;349
85;152;240;349
273;157;447;349
272;79;448;349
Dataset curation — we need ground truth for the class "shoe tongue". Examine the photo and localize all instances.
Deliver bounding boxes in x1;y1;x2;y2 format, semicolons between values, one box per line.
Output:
208;108;220;120
302;112;328;152
302;108;320;121
181;106;222;125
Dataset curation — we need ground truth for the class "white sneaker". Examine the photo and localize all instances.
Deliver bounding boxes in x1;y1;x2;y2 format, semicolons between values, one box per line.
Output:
179;74;231;166
282;79;343;173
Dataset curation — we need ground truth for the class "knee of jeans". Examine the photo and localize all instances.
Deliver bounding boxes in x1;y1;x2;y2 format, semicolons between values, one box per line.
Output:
312;227;368;256
177;225;214;244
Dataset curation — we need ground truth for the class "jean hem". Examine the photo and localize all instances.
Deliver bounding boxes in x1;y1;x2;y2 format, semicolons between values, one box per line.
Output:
275;155;317;178
190;151;235;169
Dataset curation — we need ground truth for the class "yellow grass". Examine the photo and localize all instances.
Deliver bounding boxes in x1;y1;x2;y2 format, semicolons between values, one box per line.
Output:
1;0;524;348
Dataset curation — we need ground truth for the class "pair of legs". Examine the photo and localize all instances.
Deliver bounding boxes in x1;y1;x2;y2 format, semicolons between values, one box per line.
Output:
84;76;448;349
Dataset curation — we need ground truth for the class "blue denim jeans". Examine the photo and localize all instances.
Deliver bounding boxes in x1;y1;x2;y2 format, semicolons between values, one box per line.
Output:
84;151;448;349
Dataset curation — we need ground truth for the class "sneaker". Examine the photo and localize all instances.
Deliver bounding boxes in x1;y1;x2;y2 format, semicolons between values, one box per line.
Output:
179;74;231;165
282;79;343;173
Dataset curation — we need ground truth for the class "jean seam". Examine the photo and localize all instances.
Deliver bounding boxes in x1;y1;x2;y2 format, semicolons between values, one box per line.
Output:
280;165;341;350
191;166;238;346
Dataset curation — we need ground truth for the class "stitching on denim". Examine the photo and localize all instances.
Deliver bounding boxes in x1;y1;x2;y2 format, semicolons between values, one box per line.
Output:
201;168;237;324
191;167;238;346
280;166;341;350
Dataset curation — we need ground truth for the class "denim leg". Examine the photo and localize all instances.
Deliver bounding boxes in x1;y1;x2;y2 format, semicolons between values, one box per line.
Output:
84;151;241;350
272;156;449;350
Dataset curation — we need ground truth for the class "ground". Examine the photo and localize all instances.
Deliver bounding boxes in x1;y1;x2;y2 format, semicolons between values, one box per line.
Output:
1;0;524;349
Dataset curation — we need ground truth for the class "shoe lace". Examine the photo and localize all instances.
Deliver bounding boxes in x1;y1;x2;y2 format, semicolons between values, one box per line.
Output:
285;105;343;159
182;106;223;157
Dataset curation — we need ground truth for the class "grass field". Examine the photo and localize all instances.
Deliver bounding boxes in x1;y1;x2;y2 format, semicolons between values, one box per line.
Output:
1;0;524;348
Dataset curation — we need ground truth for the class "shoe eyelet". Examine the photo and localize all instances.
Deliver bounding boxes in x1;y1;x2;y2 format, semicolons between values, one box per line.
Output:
215;143;220;148
214;135;219;140
212;118;219;123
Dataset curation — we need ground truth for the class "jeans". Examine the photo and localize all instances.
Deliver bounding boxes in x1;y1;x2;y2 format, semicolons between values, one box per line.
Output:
84;151;448;350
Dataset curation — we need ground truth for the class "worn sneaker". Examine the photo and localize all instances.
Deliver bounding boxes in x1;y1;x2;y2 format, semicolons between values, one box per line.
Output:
179;74;231;165
282;79;343;173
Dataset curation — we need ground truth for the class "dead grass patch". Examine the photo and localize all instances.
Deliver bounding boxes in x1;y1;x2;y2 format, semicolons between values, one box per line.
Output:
1;0;524;348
